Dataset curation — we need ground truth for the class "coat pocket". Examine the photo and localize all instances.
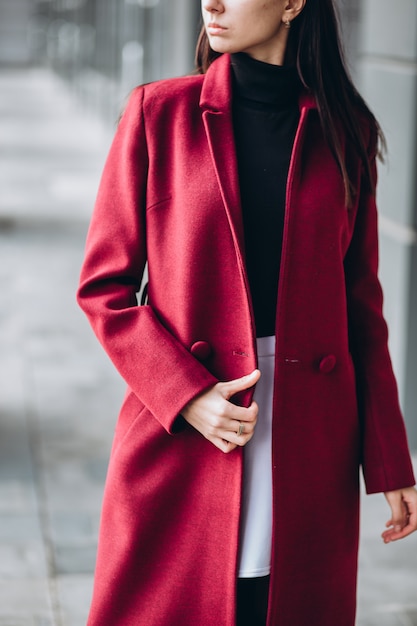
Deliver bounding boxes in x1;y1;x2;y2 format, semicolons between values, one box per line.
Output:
111;391;147;457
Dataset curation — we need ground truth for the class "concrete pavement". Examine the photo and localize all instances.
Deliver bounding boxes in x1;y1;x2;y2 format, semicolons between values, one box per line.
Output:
0;66;416;626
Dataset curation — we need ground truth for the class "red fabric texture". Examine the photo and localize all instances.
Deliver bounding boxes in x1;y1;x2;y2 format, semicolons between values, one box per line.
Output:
77;53;415;626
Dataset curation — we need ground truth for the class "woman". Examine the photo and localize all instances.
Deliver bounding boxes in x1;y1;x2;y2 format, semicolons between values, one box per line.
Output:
77;0;417;624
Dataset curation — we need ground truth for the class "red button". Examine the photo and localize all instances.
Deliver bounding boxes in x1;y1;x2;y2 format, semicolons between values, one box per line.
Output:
190;341;212;360
319;354;337;374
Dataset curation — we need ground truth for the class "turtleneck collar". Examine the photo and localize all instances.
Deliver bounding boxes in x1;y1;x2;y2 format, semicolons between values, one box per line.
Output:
231;52;301;109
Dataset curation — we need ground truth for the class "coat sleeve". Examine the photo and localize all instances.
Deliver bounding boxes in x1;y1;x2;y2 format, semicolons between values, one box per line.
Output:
77;87;218;434
344;134;415;494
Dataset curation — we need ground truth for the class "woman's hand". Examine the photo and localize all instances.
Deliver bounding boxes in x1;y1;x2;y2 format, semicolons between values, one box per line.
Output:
382;486;417;543
181;369;261;453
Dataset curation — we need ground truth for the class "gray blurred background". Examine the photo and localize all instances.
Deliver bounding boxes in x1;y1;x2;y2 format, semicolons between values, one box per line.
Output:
0;1;416;625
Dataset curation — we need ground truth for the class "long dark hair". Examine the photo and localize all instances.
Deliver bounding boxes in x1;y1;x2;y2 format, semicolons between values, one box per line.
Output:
195;0;385;206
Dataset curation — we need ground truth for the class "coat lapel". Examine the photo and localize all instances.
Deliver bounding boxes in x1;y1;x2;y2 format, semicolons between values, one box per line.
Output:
199;54;317;269
200;54;246;259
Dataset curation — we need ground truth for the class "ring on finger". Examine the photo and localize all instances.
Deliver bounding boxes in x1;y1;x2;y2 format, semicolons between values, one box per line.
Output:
237;422;244;437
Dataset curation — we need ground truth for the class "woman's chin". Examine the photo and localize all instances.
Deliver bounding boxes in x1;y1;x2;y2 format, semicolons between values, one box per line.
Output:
207;39;235;55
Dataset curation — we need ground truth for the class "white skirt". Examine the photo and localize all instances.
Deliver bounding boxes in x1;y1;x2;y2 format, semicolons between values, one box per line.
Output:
238;335;275;578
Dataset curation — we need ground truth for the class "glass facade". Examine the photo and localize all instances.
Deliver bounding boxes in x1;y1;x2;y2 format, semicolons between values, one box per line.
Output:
28;0;201;122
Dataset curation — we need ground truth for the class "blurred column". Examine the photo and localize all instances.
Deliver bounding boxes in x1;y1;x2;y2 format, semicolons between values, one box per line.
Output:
157;0;201;78
337;0;361;79
359;0;417;448
0;0;33;65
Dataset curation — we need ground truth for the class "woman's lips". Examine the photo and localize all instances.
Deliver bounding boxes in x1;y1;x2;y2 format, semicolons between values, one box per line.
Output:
207;23;227;35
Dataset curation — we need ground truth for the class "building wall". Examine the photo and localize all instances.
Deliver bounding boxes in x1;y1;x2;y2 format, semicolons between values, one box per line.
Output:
359;0;417;447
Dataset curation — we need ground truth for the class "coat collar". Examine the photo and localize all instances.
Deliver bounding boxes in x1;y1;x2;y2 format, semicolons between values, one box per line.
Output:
199;53;317;114
199;54;244;263
200;53;233;113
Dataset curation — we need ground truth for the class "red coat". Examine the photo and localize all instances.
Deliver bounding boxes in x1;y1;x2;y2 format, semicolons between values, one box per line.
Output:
77;53;415;626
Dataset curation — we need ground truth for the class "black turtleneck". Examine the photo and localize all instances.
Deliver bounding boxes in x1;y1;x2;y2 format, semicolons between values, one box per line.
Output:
231;52;300;337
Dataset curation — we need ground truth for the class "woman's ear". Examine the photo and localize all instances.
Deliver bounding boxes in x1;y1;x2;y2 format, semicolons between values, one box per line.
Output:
284;0;307;22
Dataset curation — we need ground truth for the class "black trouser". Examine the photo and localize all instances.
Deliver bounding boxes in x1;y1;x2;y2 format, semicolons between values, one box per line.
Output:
236;576;270;626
